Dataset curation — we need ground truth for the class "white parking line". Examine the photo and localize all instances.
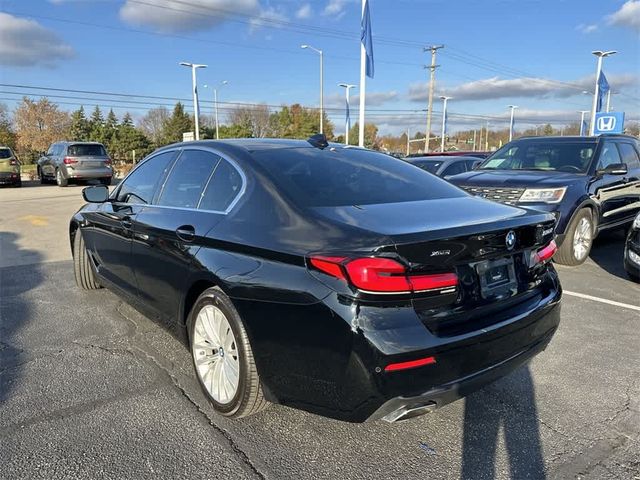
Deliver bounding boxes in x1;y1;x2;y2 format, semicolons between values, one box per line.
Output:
564;290;640;312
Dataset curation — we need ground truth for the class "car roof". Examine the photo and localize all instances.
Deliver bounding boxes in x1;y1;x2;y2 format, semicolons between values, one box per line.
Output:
160;138;319;153
408;155;477;162
514;134;636;142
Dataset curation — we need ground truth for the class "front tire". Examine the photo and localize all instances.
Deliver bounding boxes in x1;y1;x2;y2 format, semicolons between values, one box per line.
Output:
187;287;267;418
56;169;68;187
73;230;101;290
555;208;594;266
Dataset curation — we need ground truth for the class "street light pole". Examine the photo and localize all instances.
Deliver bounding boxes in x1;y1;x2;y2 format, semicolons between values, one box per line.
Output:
424;45;444;153
180;62;207;141
589;50;617;135
508;105;518;141
338;83;356;144
440;96;451;152
301;45;324;134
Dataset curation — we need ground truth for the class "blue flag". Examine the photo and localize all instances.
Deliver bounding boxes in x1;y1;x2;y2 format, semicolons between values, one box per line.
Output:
361;0;374;78
596;71;609;112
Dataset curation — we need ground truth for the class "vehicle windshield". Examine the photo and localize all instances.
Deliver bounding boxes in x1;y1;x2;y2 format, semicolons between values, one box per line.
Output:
410;160;442;174
68;144;106;156
253;147;465;207
0;148;13;159
479;139;596;173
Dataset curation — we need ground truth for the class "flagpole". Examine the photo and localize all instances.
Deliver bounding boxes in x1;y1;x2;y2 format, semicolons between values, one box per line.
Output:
358;0;366;147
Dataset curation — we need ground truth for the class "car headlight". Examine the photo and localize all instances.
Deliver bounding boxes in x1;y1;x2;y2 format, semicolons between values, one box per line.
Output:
633;213;640;230
519;187;566;204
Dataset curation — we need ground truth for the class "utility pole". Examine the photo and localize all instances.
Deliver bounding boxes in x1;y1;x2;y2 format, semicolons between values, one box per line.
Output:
338;83;356;144
423;45;444;153
485;121;490;151
478;126;483;152
508;105;518;141
301;44;324;134
406;128;410;156
589;50;617;135
472;129;477;151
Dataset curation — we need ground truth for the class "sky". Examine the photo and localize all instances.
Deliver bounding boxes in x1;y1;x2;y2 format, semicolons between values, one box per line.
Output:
1;0;639;135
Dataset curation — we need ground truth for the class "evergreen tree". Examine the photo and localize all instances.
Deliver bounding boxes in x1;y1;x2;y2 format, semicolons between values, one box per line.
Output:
103;109;119;153
89;106;105;143
114;111;151;161
160;103;193;144
69;106;90;141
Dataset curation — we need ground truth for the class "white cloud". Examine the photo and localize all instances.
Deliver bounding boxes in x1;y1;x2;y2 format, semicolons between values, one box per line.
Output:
120;0;260;33
0;13;74;67
327;90;398;107
296;3;312;19
408;74;639;102
323;0;348;19
607;0;640;32
576;23;598;34
249;6;288;32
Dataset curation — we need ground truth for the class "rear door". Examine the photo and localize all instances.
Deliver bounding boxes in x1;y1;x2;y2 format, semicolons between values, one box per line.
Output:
131;148;244;320
592;140;630;227
615;141;640;221
82;150;177;295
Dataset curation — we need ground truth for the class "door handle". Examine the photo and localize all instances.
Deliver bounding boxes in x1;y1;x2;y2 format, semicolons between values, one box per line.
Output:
176;225;196;242
121;216;132;229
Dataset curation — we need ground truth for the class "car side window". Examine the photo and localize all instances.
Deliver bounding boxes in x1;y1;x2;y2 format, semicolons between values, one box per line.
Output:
443;161;467;177
199;159;243;212
116;151;176;204
46;145;55;156
597;142;622;170
617;143;640;168
157;150;220;209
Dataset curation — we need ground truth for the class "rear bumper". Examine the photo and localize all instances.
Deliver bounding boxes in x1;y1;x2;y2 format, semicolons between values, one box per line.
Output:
0;171;20;184
368;327;555;422
624;229;640;278
62;165;112;179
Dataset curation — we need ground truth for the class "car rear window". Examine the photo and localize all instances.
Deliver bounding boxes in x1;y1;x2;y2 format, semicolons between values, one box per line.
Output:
0;148;12;159
411;160;441;174
67;144;106;156
253;147;465;207
480;139;596;173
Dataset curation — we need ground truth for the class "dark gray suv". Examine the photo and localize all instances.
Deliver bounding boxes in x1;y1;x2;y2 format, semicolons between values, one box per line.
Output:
38;142;113;187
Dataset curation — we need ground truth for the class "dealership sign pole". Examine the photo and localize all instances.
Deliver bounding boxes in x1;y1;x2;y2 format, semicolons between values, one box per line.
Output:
589;50;616;136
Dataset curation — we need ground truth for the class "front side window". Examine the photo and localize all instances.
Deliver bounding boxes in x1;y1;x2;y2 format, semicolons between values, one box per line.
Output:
116;151;176;204
617;143;640;168
598;142;622;170
480;140;596;173
199;159;243;212
157;150;220;209
412;161;442;174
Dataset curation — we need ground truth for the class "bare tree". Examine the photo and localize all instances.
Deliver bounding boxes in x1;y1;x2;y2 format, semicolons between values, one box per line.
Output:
227;104;271;138
14;97;70;154
138;107;170;145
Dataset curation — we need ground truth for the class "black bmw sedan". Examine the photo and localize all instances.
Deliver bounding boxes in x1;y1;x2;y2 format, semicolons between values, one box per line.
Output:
70;138;562;423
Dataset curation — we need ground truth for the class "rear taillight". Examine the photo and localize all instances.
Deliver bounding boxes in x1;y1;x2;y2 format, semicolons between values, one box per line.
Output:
9;159;17;166
104;158;112;165
63;157;77;165
309;256;458;294
533;240;557;265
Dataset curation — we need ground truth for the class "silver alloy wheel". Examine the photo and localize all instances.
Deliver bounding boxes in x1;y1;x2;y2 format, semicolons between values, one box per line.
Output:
56;170;62;185
573;217;593;261
192;304;240;405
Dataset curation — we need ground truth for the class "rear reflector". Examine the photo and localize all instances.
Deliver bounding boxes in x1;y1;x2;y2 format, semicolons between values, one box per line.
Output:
385;356;436;372
309;256;457;294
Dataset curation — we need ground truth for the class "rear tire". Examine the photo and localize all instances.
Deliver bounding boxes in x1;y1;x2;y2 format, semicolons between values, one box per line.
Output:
56;169;68;187
555;208;594;266
187;287;267;419
38;167;47;184
73;230;101;290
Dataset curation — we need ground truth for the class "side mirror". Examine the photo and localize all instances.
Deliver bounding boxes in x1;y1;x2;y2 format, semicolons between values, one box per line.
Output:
598;163;628;176
82;185;109;203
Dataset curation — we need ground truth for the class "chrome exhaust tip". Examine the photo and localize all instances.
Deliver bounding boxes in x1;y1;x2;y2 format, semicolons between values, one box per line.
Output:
381;401;437;423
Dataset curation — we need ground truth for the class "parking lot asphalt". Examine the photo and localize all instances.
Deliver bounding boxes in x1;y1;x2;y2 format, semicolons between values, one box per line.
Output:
1;183;639;480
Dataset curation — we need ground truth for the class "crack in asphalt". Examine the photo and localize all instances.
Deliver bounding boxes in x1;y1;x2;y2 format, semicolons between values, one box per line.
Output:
114;302;268;480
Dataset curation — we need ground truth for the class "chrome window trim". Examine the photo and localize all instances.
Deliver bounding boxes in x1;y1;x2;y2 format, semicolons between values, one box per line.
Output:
110;145;247;216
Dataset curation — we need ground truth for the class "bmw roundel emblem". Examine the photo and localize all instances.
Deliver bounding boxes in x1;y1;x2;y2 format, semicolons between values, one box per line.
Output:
505;230;516;250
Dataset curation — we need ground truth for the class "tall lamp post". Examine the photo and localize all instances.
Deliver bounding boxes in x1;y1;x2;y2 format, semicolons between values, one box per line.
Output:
589;50;617;135
507;105;518;141
338;83;357;144
301;44;324;134
439;96;451;153
205;81;228;140
179;62;207;140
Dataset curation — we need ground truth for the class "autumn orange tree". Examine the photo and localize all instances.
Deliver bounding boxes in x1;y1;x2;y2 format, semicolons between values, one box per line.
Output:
14;97;70;162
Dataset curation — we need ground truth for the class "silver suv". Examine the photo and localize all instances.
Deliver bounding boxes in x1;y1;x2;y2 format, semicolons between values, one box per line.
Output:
38;142;113;187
